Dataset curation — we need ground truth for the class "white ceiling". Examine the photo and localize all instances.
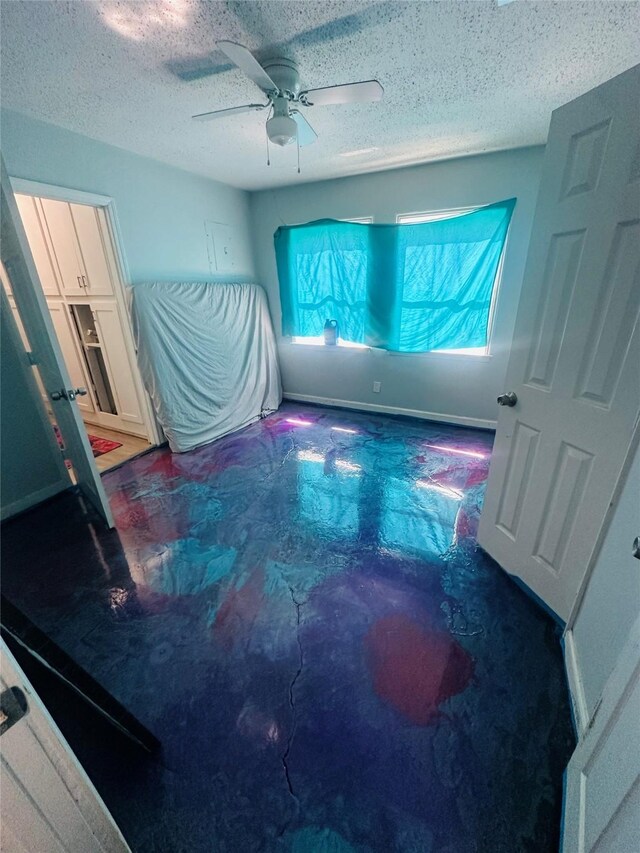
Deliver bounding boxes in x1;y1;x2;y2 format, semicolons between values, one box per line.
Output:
1;0;639;191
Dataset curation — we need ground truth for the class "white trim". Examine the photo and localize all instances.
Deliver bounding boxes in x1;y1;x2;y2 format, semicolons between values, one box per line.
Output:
283;391;497;431
564;628;589;737
565;422;640;630
1;480;69;522
10;178;113;208
282;341;492;361
385;348;492;362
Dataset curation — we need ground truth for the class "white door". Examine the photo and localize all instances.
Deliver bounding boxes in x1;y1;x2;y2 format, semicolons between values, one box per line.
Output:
562;618;640;852
478;64;640;622
14;194;61;296
0;639;130;853
93;300;145;428
70;204;114;296
1;157;114;527
39;198;87;296
48;302;96;416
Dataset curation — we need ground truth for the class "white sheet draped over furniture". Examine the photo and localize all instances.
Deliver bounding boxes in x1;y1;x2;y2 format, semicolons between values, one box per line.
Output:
131;282;282;452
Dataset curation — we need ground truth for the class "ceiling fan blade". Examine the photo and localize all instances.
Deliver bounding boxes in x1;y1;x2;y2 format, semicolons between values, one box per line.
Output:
300;80;383;107
192;104;267;122
217;41;278;93
291;111;318;147
285;2;404;51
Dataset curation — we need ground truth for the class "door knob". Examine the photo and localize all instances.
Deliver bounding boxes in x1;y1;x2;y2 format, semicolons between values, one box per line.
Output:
497;391;518;407
633;536;640;560
50;388;87;401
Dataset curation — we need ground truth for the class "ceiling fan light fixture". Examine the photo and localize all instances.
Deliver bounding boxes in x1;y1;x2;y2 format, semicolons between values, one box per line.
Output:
266;114;298;146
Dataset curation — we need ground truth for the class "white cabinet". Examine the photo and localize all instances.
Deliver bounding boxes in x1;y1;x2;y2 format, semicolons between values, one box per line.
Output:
70;204;114;296
39;198;86;296
14;195;60;296
47;302;95;415
92;301;144;427
37;199;113;298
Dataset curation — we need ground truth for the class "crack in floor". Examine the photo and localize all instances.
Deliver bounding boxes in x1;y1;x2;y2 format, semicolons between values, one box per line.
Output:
281;583;306;807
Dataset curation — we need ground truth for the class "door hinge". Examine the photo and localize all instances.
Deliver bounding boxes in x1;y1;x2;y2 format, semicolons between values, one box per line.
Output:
0;686;29;735
26;351;38;366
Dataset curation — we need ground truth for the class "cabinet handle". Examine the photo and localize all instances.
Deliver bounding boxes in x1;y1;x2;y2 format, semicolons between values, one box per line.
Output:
77;275;82;288
82;275;87;289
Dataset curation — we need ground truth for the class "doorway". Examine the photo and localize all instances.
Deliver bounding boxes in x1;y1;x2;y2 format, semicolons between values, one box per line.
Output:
4;181;158;473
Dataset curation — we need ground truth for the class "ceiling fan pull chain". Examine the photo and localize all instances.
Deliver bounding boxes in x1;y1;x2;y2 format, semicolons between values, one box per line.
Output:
297;131;301;175
266;125;270;166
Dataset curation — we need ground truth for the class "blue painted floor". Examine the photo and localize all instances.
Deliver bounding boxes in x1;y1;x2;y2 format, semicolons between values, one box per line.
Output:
1;404;574;852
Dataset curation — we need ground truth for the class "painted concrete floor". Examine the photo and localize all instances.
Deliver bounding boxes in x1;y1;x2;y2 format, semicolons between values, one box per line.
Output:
2;404;574;852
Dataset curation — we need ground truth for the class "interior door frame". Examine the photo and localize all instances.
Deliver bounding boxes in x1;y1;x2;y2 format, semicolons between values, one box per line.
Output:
10;177;162;447
563;422;640;735
561;612;640;852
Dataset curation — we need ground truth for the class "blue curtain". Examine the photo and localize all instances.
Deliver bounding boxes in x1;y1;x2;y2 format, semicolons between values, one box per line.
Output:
274;198;515;352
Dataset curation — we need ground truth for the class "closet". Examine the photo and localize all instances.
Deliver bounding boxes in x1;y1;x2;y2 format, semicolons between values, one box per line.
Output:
9;193;150;440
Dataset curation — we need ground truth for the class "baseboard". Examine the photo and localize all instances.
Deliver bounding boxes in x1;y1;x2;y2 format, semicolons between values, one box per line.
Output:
563;628;588;738
1;480;69;522
283;392;497;431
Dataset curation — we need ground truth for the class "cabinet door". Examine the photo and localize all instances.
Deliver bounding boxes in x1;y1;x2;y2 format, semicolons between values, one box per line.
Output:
92;301;144;425
14;195;60;296
48;302;95;414
40;199;86;296
70;204;114;296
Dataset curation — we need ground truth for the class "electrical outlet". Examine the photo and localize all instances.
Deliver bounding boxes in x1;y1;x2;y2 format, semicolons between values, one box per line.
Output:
373;381;381;393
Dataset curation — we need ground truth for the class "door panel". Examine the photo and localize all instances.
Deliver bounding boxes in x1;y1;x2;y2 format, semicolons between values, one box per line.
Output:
39;198;86;296
0;640;130;852
92;301;144;426
1;157;114;526
14;194;60;296
48;302;95;415
70;203;114;296
478;64;640;621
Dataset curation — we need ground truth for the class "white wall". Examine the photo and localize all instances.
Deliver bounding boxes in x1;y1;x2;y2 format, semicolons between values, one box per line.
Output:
0;109;255;283
571;440;640;720
1;294;69;520
250;146;545;427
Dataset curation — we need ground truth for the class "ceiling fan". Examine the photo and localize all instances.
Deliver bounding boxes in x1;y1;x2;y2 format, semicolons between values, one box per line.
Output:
192;41;384;152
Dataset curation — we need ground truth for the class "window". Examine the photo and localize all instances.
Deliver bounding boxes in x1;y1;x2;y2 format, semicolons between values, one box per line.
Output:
275;199;514;354
396;208;475;225
395;207;502;356
291;216;373;347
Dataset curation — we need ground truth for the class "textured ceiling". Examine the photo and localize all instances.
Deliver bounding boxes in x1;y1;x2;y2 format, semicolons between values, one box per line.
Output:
1;0;639;191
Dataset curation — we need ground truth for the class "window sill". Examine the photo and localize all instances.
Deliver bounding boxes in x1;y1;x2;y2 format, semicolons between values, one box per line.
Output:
282;340;492;361
284;340;372;352
385;349;492;362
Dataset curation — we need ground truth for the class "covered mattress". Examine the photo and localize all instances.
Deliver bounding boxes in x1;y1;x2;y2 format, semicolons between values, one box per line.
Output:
131;282;282;452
